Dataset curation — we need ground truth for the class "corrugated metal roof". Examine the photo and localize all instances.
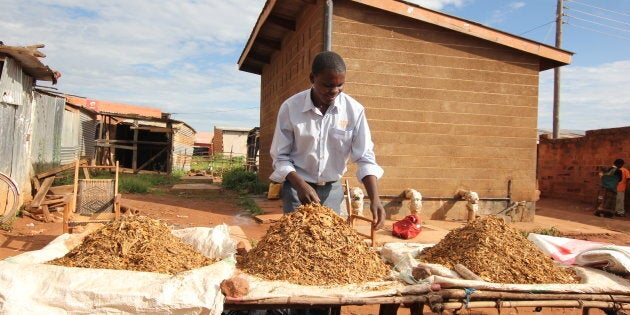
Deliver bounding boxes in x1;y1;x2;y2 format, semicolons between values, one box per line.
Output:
238;0;573;74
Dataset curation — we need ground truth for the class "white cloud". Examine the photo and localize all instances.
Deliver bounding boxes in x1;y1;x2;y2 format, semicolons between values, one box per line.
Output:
403;0;467;11
0;0;265;132
538;60;630;131
486;2;527;26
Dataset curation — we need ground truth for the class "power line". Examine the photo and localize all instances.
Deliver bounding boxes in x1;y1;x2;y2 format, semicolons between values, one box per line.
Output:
567;0;630;17
566;22;630;41
519;20;556;35
565;14;630;33
171;106;259;115
566;7;630;26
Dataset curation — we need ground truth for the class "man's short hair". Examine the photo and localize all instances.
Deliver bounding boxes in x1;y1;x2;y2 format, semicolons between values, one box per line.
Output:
311;51;346;75
614;159;625;167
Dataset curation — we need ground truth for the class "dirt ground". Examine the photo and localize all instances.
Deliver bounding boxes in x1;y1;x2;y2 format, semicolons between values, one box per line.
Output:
1;181;628;315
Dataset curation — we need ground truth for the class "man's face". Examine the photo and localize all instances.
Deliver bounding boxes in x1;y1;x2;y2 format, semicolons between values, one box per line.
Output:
309;69;345;107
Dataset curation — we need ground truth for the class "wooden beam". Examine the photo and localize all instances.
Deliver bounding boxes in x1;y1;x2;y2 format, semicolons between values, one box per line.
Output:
30;176;55;208
130;126;172;132
132;126;139;172
248;53;271;64
41;205;52;222
135;146;168;173
96;144;134;150
256;36;282;50
267;13;296;31
36;159;87;179
96;139;169;145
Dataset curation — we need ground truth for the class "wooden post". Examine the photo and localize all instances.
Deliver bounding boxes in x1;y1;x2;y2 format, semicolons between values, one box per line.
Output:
132;120;138;172
114;161;120;220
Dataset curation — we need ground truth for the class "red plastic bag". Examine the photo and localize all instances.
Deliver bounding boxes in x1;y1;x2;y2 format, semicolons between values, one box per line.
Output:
392;214;422;239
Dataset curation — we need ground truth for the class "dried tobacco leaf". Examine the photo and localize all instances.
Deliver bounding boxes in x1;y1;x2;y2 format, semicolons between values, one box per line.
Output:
237;203;390;285
48;215;216;274
419;216;578;284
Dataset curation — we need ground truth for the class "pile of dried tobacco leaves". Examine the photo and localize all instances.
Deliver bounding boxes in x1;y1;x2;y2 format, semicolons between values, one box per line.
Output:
48;215;216;274
419;216;578;284
237;203;390;285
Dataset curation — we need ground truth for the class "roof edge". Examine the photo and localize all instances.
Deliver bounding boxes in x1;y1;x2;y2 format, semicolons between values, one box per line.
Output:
238;0;277;71
350;0;573;68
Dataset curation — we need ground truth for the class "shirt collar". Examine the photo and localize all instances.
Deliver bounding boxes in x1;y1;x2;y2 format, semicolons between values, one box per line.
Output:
303;88;340;114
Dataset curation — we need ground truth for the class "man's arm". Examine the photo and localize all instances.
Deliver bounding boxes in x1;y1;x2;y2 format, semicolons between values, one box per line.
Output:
362;175;385;229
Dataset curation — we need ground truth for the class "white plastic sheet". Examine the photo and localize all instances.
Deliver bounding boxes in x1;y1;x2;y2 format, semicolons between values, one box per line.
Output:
380;242;630;294
528;233;630;275
0;224;237;315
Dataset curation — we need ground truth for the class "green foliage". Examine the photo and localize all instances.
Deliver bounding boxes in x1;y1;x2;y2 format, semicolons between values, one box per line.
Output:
191;155;247;177
237;196;264;216
221;167;268;195
118;173;181;194
171;168;188;178
119;176;150;193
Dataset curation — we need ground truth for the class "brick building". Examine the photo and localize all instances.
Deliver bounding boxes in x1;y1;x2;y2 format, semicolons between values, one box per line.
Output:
238;0;572;220
538;126;630;209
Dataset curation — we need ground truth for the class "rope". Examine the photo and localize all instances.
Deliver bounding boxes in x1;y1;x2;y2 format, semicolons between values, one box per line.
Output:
463;288;476;308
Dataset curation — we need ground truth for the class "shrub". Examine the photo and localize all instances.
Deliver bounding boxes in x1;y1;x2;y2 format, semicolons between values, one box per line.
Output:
221;167;268;195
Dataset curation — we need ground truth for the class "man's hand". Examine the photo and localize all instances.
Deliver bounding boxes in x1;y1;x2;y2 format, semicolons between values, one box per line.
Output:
286;172;321;205
362;175;385;229
369;199;386;229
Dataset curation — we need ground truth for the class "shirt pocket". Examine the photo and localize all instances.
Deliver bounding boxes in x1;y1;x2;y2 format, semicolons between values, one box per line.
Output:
330;128;353;147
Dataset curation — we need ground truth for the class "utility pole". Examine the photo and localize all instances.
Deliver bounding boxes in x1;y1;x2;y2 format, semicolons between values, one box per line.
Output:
553;0;563;139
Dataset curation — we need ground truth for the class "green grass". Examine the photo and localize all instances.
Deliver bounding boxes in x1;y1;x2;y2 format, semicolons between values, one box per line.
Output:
237;196;264;216
190;155;247;177
118;173;182;194
45;162;267;218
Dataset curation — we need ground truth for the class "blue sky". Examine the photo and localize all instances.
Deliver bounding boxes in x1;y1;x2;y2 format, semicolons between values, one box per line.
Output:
1;0;628;133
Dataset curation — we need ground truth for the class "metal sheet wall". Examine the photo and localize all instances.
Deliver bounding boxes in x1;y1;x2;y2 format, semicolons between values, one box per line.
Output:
30;91;64;173
60;109;79;164
0;57;34;199
80;111;96;159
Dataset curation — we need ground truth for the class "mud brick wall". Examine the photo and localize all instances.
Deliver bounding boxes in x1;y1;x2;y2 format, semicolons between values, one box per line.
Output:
212;128;224;154
257;0;549;221
333;0;540;210
537;126;630;206
257;2;324;179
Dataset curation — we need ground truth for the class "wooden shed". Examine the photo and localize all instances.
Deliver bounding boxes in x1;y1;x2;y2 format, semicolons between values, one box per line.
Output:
238;0;573;221
94;112;196;173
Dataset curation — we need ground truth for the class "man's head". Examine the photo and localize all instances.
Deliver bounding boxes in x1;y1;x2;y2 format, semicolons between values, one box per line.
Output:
311;51;346;75
614;159;625;167
309;51;346;107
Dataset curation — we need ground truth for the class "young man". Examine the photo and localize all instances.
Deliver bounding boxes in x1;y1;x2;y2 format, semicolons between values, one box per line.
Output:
614;158;630;217
269;51;386;229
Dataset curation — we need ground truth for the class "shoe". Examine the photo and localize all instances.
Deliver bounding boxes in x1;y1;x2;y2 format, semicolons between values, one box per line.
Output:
615;213;626;217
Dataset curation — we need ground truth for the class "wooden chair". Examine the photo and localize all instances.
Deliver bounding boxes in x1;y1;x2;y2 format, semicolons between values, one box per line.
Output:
63;160;121;233
344;180;376;246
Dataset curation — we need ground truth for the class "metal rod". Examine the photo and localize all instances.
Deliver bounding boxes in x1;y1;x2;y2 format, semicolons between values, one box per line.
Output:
378;195;510;202
324;0;333;51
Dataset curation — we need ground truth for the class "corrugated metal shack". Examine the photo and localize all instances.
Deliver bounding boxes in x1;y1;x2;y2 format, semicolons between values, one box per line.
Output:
0;44;63;206
95;112;195;173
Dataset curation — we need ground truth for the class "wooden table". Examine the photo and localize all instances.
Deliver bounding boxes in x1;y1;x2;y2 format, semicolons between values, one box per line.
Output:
224;288;630;315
